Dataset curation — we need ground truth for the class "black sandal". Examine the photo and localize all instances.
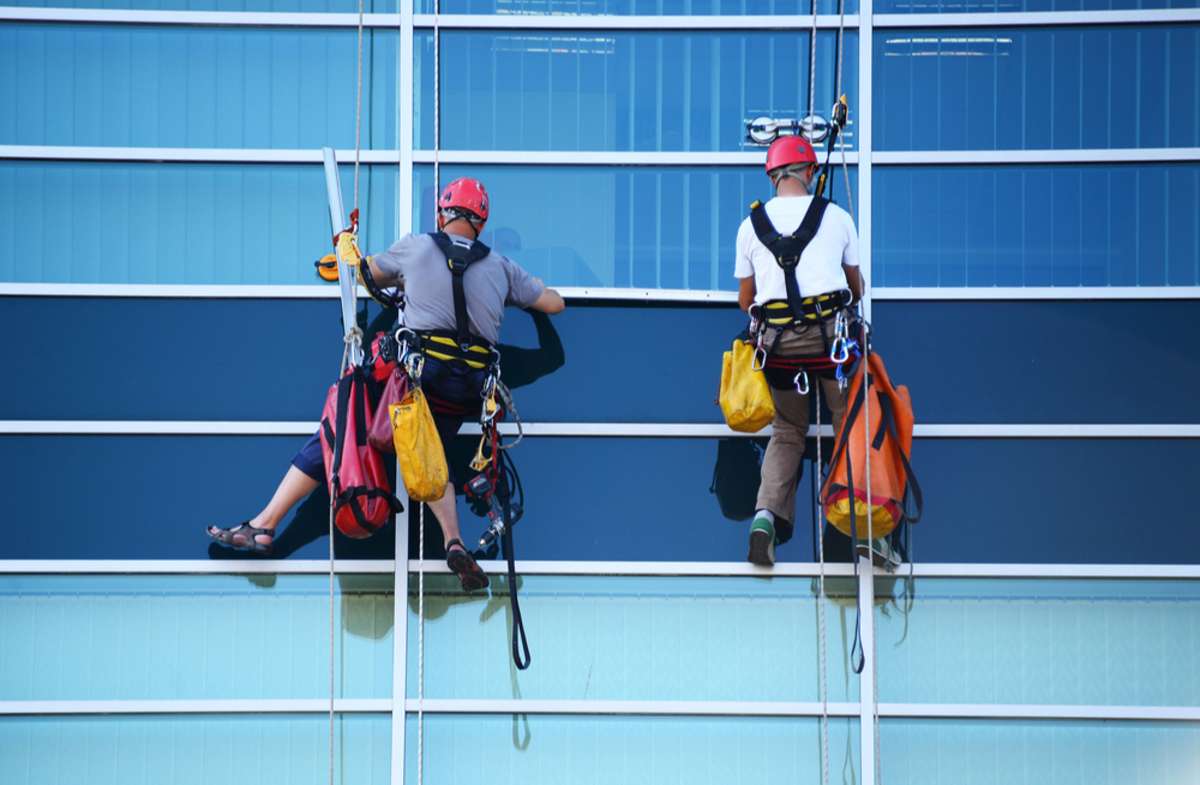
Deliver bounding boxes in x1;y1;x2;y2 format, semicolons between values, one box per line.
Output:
206;522;276;556
446;538;489;592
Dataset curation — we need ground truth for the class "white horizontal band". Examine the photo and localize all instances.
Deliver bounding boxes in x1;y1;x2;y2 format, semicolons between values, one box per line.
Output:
872;148;1200;165
412;150;858;165
878;703;1200;722
0;699;390;715
874;9;1200;28
410;559;858;577
0;559;396;574
0;145;399;164
404;698;860;717
3;421;1198;438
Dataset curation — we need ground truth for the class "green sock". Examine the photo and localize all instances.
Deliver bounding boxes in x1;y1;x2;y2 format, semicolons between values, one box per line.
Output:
751;510;775;536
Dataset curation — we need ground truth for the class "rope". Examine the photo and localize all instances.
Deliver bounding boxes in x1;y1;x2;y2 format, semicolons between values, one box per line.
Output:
352;0;365;214
417;502;426;785
815;386;829;785
860;324;881;783
835;0;855;222
432;0;441;200
807;0;819;124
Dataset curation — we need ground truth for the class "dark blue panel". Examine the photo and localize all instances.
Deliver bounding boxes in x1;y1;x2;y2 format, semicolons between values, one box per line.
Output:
0;25;395;149
414;31;858;152
874;27;1200;151
877;0;1185;8
873;164;1200;287
0;162;395;285
8;0;396;10
4;434;1198;564
412;164;858;289
414;0;857;14
4;298;1200;425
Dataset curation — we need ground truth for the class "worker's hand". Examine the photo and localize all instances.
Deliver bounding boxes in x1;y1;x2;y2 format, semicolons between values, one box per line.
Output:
335;231;363;267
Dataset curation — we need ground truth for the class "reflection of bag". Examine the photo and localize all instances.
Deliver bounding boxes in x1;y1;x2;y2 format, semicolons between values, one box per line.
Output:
368;368;409;453
391;386;449;502
821;351;922;540
719;339;774;433
709;438;763;521
319;367;403;539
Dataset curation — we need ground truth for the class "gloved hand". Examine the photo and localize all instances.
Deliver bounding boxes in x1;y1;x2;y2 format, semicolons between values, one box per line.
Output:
335;231;363;267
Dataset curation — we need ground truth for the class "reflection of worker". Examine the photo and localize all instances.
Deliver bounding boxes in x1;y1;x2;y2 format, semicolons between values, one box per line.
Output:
208;177;565;591
735;136;864;567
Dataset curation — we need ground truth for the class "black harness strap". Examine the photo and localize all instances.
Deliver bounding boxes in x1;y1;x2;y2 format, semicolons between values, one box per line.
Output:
428;231;492;350
749;196;831;322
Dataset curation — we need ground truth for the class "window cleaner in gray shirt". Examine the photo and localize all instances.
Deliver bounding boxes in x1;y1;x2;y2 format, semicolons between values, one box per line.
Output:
208;177;565;592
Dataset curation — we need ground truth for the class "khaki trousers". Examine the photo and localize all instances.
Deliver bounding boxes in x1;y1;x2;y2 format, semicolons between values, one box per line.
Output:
754;324;848;522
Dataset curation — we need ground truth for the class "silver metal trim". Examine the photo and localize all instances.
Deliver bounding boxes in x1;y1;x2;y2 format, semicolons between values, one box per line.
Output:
0;699;391;715
873;9;1200;27
402;698;861;716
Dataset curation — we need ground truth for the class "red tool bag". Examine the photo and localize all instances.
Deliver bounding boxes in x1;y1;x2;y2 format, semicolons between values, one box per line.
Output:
320;366;403;539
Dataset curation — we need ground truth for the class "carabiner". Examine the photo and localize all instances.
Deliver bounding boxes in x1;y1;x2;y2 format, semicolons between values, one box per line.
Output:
793;370;810;395
829;336;851;365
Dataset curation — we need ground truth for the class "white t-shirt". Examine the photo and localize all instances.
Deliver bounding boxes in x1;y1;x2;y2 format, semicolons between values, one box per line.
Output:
734;196;859;303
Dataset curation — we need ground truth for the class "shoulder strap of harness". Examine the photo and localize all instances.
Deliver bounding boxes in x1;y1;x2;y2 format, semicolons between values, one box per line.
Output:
428;231;492;349
748;197;830;321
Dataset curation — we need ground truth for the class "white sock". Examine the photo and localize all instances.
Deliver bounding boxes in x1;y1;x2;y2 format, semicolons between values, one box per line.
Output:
753;509;774;524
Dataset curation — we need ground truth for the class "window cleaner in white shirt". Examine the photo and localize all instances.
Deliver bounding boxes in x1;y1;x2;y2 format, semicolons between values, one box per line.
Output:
735;135;866;567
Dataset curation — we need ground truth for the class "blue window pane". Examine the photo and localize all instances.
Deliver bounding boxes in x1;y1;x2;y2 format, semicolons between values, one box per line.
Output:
6;0;396;12
0;25;397;149
416;30;858;151
877;0;1189;10
415;0;858;14
405;714;858;785
414;164;858;288
0;575;393;700
875;27;1200;150
875;579;1200;705
406;575;859;702
0;161;396;284
872;164;1200;287
0;715;390;785
883;720;1200;785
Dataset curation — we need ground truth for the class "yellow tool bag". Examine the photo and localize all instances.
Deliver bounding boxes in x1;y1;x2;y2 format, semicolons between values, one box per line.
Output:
390;385;449;502
719;339;775;433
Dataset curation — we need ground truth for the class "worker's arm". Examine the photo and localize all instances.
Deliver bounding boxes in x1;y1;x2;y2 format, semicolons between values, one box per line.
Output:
529;280;566;314
843;263;864;305
737;276;756;313
365;255;403;289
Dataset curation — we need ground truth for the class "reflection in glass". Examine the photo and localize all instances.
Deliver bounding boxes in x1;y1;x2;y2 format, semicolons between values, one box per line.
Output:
882;719;1200;785
876;0;1183;12
875;26;1199;151
415;30;859;152
413;165;858;290
875;578;1200;705
0;714;391;785
0;25;397;150
406;574;860;702
0;162;396;284
406;713;860;785
873;164;1199;287
415;0;858;16
0;575;394;700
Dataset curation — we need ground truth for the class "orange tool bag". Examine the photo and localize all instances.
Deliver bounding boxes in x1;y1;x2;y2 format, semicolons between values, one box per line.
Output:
821;350;922;542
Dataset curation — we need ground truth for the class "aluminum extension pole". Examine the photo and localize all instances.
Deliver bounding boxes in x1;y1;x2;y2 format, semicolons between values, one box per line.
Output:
322;146;363;365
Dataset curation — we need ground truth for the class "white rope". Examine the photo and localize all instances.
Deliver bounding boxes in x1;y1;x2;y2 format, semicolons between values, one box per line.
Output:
815;386;830;785
860;328;881;784
807;0;819;123
432;0;441;200
417;502;426;785
835;0;855;222
352;0;365;213
328;335;356;785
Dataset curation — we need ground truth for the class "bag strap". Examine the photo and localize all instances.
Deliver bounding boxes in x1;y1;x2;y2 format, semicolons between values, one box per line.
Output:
429;231;492;350
873;393;924;525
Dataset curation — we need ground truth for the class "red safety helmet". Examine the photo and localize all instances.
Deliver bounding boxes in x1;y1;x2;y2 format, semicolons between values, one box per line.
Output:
765;135;817;174
438;177;490;224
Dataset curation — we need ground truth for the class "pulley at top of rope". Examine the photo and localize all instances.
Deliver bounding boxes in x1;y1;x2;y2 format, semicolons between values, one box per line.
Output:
814;95;849;200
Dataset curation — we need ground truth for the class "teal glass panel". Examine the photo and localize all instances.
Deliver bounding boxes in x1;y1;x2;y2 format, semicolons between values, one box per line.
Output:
0;575;394;700
0;714;391;785
875;26;1199;151
416;0;859;13
873;164;1200;287
875;579;1200;705
405;575;860;701
415;30;858;151
405;714;859;785
0;24;397;149
0;161;395;284
413;164;858;289
882;719;1200;785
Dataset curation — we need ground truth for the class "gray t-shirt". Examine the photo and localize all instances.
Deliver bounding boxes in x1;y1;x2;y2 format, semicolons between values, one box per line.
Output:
372;232;545;346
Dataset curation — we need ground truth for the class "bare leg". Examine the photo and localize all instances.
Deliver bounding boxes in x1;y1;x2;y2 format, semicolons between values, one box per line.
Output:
425;481;464;553
208;465;319;548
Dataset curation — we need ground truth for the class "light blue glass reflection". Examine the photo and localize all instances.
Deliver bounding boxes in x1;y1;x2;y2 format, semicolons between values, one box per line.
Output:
872;164;1200;287
415;0;858;14
0;25;397;149
0;714;391;785
883;719;1200;785
406;714;859;785
413;164;859;289
5;0;395;12
876;0;1187;11
0;575;394;699
874;579;1200;705
0;161;396;284
875;26;1200;150
415;30;858;151
406;574;860;701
